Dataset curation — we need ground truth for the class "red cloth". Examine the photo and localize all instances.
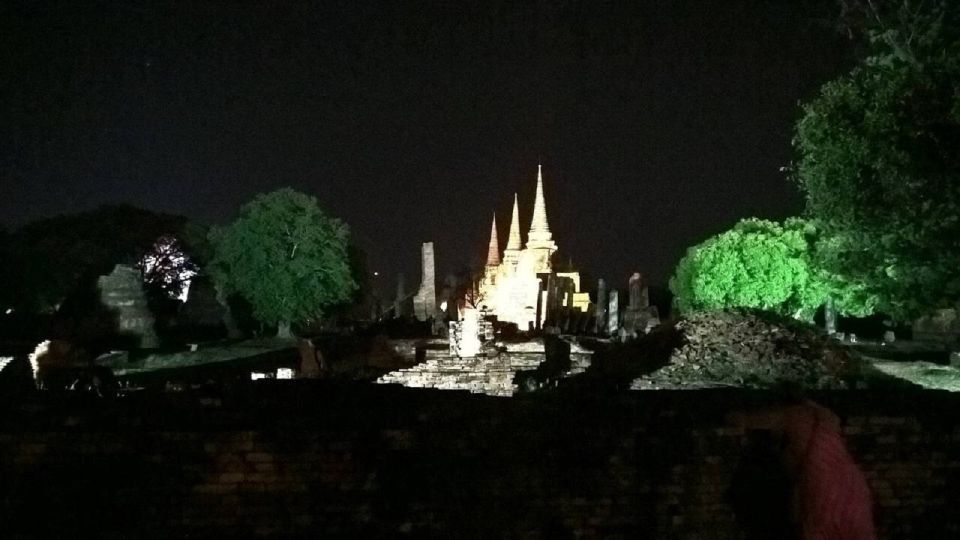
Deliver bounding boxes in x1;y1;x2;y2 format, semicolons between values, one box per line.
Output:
782;402;876;540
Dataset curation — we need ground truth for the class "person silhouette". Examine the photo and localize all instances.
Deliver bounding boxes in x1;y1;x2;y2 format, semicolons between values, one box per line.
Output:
728;398;876;540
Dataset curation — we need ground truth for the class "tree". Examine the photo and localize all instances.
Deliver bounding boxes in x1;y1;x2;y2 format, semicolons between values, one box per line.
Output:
138;235;199;301
208;188;357;338
793;1;960;319
5;205;196;313
669;218;870;320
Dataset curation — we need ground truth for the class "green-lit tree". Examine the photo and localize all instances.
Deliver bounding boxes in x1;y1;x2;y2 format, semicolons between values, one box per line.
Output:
793;1;960;320
669;218;871;320
208;188;357;338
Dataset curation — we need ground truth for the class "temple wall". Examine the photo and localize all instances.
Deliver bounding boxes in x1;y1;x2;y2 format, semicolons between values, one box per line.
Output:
1;387;958;538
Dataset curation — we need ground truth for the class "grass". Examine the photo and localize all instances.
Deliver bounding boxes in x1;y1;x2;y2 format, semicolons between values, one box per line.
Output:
871;360;960;392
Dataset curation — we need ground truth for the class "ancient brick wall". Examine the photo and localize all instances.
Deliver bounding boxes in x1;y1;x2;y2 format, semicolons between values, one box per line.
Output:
1;385;958;538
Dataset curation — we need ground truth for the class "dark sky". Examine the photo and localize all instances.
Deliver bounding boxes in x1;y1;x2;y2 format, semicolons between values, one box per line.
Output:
1;0;852;292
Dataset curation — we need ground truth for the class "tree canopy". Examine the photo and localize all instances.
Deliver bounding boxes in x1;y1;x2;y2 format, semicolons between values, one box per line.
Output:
793;1;960;319
139;235;199;301
208;188;356;336
2;205;199;313
669;218;870;320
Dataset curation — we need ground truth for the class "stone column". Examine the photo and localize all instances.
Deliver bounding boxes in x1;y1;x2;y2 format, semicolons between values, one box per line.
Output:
623;272;651;336
413;242;437;321
595;279;607;335
607;290;619;336
543;274;558;327
824;297;837;335
628;272;649;309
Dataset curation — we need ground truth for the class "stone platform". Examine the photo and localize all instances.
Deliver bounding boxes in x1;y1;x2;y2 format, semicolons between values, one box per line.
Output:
377;347;591;396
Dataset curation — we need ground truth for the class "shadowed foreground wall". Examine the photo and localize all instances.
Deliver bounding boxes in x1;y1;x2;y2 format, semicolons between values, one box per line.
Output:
1;384;958;538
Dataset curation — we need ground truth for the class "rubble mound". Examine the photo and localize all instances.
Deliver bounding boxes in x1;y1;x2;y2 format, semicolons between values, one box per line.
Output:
632;309;860;390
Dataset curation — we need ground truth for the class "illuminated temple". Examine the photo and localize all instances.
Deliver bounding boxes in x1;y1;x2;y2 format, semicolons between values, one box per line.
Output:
474;165;589;329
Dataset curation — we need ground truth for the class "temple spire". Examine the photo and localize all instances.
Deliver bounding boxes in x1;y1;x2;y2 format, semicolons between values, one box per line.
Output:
505;193;522;251
527;164;554;247
485;213;500;266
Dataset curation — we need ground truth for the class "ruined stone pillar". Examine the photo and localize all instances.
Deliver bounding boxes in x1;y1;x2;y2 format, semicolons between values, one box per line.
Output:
623;272;652;336
543;274;558;327
595;278;608;335
825;297;837;335
413;242;437;321
607;290;619;336
628;272;649;309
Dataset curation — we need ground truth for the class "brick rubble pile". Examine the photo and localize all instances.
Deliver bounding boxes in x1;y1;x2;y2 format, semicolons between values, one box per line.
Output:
633;309;858;390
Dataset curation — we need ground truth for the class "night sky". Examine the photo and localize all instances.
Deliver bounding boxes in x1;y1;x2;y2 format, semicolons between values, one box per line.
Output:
1;1;853;292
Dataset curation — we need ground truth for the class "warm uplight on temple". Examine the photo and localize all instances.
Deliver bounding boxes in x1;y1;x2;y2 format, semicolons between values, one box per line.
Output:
3;2;959;537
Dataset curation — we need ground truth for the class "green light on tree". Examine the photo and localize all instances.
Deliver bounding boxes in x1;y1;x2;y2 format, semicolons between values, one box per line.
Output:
793;1;960;320
669;218;872;320
208;188;357;338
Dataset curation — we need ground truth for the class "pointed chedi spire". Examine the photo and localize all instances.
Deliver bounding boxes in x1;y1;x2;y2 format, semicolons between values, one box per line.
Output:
506;193;522;251
485;213;500;266
527;164;555;248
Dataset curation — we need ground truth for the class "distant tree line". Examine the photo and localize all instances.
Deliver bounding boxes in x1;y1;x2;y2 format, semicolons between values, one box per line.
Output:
2;188;361;342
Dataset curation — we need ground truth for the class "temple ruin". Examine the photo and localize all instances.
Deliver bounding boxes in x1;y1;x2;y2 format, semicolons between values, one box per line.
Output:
474;165;589;330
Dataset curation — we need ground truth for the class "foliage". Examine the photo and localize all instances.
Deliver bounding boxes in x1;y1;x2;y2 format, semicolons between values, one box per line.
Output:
669;218;869;320
793;1;960;319
3;205;198;313
138;235;199;301
208;188;357;333
830;0;954;60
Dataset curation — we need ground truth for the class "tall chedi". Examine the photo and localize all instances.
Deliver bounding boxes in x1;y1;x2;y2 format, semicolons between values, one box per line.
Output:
469;164;578;330
485;213;500;267
482;213;500;290
502;193;522;267
525;164;557;272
